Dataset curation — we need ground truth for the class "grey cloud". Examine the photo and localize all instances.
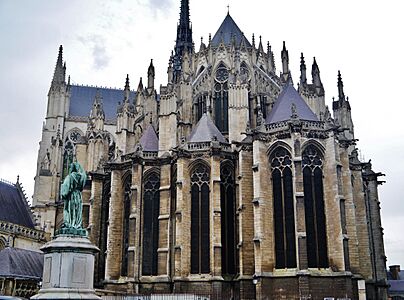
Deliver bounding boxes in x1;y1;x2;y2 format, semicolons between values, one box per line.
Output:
77;34;110;70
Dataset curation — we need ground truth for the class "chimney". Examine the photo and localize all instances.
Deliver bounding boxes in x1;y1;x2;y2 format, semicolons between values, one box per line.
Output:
389;265;401;280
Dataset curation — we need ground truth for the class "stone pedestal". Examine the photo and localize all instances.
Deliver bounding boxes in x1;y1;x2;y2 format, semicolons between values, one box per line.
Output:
31;235;101;299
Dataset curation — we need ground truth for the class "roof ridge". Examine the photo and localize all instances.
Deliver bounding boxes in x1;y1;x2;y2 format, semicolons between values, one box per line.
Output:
70;84;137;92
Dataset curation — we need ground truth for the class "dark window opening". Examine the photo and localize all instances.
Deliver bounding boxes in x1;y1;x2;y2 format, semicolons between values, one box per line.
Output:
270;147;297;269
214;63;229;132
142;172;160;276
220;164;236;275
303;145;328;268
190;164;210;274
121;175;131;276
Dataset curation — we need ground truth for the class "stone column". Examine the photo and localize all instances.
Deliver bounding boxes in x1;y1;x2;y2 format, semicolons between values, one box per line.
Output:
157;163;171;277
237;146;256;300
210;154;222;278
323;135;344;270
105;169;123;280
339;145;360;272
88;172;104;284
131;162;142;280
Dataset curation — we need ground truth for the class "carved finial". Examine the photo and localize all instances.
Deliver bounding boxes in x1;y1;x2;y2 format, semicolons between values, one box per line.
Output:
227;4;230;15
252;34;255;47
16;175;19;184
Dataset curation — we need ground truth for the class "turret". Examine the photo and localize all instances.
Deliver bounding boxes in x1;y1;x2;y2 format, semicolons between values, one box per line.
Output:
116;75;136;154
88;89;105;132
147;59;155;89
333;71;354;140
87;90;108;172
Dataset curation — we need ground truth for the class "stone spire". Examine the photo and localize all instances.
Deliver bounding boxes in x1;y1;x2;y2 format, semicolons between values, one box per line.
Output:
312;57;321;87
267;42;275;73
300;53;307;85
147;59;155;89
337;70;345;101
173;0;193;82
124;74;130;103
281;41;289;75
52;45;66;86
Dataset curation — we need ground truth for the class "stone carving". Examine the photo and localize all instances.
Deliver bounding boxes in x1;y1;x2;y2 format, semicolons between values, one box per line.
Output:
58;161;87;236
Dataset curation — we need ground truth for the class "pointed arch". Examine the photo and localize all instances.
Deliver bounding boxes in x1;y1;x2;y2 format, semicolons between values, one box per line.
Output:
269;147;297;269
142;168;160;276
302;144;328;268
190;161;210;274
267;141;293;158
301;140;326;158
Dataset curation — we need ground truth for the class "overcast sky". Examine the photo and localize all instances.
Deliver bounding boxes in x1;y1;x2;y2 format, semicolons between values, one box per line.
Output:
0;0;403;266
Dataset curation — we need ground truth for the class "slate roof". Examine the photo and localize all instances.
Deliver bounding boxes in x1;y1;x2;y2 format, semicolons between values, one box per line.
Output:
69;85;136;120
0;247;43;280
139;125;159;152
211;13;251;47
189;114;226;143
0;181;35;229
266;83;319;124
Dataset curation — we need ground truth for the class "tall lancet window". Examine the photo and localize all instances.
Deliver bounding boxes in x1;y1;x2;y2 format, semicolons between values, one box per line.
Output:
220;163;236;275
270;147;297;269
142;171;160;276
214;63;229;132
190;163;210;274
195;93;207;122
302;145;328;268
121;174;131;276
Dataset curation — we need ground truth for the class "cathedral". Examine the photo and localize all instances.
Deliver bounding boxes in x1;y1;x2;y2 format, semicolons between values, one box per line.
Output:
32;0;388;299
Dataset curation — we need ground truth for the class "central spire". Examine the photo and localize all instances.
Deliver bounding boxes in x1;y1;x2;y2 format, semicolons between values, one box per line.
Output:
173;0;193;82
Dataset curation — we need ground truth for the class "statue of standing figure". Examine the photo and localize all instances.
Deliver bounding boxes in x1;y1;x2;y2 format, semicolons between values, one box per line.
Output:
59;161;87;236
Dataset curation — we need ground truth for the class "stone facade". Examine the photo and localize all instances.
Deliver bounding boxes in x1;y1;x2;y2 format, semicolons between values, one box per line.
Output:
32;1;388;299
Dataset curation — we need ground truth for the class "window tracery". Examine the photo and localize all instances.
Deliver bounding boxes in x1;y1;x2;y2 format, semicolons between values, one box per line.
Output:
302;145;328;268
214;63;229;132
142;172;160;276
121;174;131;276
270;147;297;269
220;163;236;275
190;163;210;274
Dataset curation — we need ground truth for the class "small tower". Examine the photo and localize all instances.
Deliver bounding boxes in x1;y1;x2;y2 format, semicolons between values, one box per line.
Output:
333;71;354;141
116;75;136;154
86;90;108;172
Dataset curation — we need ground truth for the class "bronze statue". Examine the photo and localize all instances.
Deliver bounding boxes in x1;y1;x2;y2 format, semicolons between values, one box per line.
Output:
59;161;87;236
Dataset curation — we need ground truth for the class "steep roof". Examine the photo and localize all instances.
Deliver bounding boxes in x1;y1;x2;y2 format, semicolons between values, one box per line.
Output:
69;85;136;120
266;83;319;124
0;247;43;280
211;13;251;47
0;180;35;229
139;125;159;152
189;114;226;143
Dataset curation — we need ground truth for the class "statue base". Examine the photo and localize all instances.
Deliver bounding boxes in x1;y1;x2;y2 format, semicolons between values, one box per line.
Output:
31;235;100;299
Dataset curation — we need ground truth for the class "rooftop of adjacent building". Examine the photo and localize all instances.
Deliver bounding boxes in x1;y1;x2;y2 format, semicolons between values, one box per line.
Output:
0;178;35;229
388;265;404;295
0;247;43;280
